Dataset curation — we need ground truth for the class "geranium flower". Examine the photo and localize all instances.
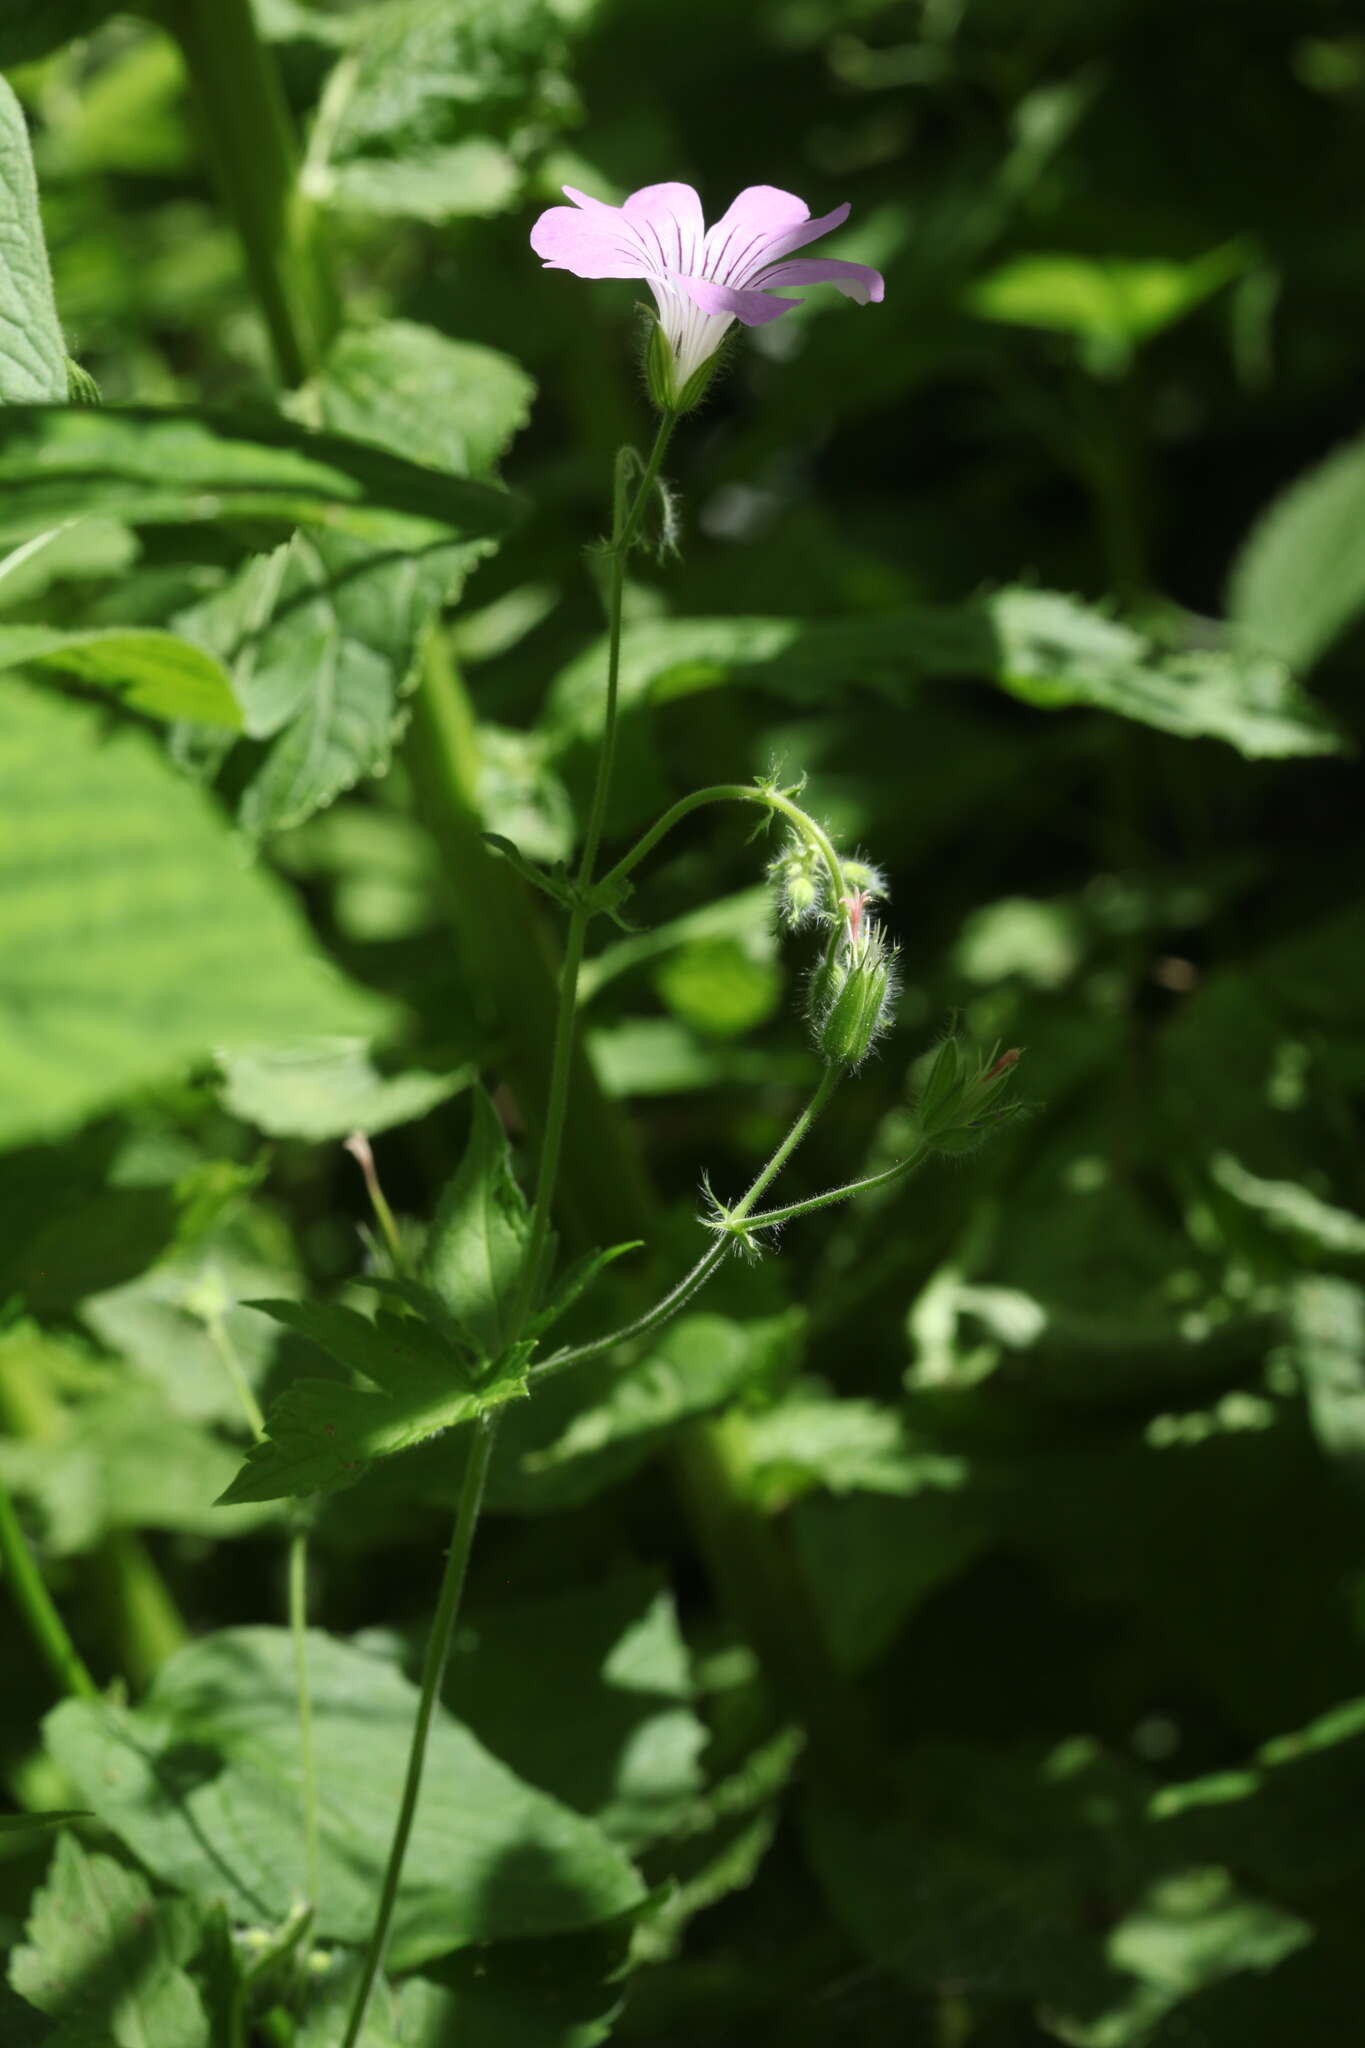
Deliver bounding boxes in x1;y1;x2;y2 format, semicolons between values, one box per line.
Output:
530;181;884;407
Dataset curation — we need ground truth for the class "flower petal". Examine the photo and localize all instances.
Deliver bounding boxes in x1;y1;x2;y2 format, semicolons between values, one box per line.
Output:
529;187;653;279
736;202;854;279
754;255;885;304
676;273;797;327
701;184;811;283
622;182;706;277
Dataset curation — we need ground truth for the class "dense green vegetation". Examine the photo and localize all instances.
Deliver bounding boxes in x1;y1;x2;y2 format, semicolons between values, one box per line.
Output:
2;2;1364;2042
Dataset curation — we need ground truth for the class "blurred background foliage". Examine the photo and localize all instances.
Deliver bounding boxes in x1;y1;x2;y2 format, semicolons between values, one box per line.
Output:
3;0;1365;2042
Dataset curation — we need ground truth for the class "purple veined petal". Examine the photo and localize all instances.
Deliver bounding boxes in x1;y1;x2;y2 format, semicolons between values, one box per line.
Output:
700;184;811;283
676;273;797;327
753;255;885;304
530;189;654;280
732;202;854;283
621;182;706;278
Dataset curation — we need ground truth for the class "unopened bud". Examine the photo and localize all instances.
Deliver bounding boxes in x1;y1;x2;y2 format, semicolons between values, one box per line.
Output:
768;836;826;930
915;1037;1024;1150
840;859;887;902
815;925;896;1069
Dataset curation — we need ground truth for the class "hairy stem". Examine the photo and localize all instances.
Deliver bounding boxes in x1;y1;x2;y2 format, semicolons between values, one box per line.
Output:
599;781;846;906
340;1415;497;2048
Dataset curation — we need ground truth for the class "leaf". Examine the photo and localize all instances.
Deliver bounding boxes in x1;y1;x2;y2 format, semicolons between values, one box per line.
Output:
0;682;381;1150
217;1297;526;1504
449;1570;706;1849
220;1036;470;1141
544;593;1343;763
966;243;1249;373
1290;1278;1365;1495
421;1088;531;1359
306;0;572;224
0;624;241;729
0;79;67;402
0;405;516;549
741;1392;967;1506
317;319;536;479
1210;1154;1365;1259
10;1833;211;2048
1229;430;1365;668
178;527;480;833
45;1628;645;1967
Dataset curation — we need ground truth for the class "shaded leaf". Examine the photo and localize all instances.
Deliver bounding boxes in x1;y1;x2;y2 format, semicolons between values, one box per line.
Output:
0;405;516;549
0;683;380;1149
45;1628;645;1967
421;1088;531;1359
218;1298;526;1504
317;319;535;478
1229;431;1365;668
220;1035;470;1141
10;1833;210;2048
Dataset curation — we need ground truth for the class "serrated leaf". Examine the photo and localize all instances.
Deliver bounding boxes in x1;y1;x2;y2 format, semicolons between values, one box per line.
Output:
218;1298;525;1504
0;624;241;729
44;1628;645;1967
178;527;480;833
966;244;1249;372
317;319;535;479
10;1833;210;2048
545;593;1343;763
0;682;381;1149
0;405;516;549
0;79;67;402
220;1036;470;1141
1229;430;1365;669
421;1088;531;1359
307;0;571;224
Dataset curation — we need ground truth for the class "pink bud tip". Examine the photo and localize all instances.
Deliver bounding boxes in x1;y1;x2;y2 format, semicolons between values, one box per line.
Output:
985;1049;1022;1080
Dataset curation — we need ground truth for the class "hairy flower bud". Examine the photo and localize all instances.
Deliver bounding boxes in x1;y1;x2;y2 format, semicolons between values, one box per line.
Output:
768;835;827;930
814;922;897;1069
915;1038;1023;1150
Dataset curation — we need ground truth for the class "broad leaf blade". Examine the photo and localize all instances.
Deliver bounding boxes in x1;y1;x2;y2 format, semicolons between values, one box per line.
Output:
45;1628;645;1966
0;624;242;728
0;80;66;402
1229;431;1365;670
10;1833;211;2048
0;681;380;1148
317;320;534;480
0;406;517;547
421;1088;531;1358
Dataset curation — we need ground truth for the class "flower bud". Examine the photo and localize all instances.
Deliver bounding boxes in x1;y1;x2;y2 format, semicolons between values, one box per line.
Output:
814;924;896;1069
768;835;827;930
840;859;887;902
915;1038;1023;1150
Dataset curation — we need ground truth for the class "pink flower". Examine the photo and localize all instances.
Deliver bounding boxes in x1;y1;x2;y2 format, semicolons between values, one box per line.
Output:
530;181;884;406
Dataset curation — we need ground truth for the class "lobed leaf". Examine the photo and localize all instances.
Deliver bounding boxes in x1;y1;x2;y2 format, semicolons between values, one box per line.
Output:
0;623;241;729
0;79;68;402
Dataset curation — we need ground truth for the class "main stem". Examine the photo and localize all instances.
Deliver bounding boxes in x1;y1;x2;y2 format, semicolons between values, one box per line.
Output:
344;422;673;2045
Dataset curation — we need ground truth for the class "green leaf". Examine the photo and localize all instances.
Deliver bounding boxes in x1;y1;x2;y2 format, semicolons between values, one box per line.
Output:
544;593;1343;763
0;79;67;402
966;243;1249;373
421;1088;531;1360
178;527;480;833
0;682;381;1150
1229;430;1365;668
10;1833;210;2048
741;1392;967;1506
1290;1278;1365;1495
449;1570;705;1849
0;1812;88;1835
220;1035;470;1141
217;1298;526;1504
306;0;572;224
1211;1154;1365;1259
0;624;241;729
45;1628;645;1967
317;320;535;479
0;405;516;549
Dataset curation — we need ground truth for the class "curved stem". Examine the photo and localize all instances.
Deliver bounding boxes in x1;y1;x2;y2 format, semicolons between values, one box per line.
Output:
340;1414;498;2048
534;1067;842;1381
716;1142;929;1233
0;1471;98;1703
599;782;845;907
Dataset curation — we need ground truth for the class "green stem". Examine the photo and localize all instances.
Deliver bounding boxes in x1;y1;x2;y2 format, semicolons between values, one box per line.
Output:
599;781;845;906
0;1472;99;1703
715;1141;929;1234
535;1067;841;1381
340;1415;498;2048
158;0;339;383
289;1526;321;1913
206;1315;266;1442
